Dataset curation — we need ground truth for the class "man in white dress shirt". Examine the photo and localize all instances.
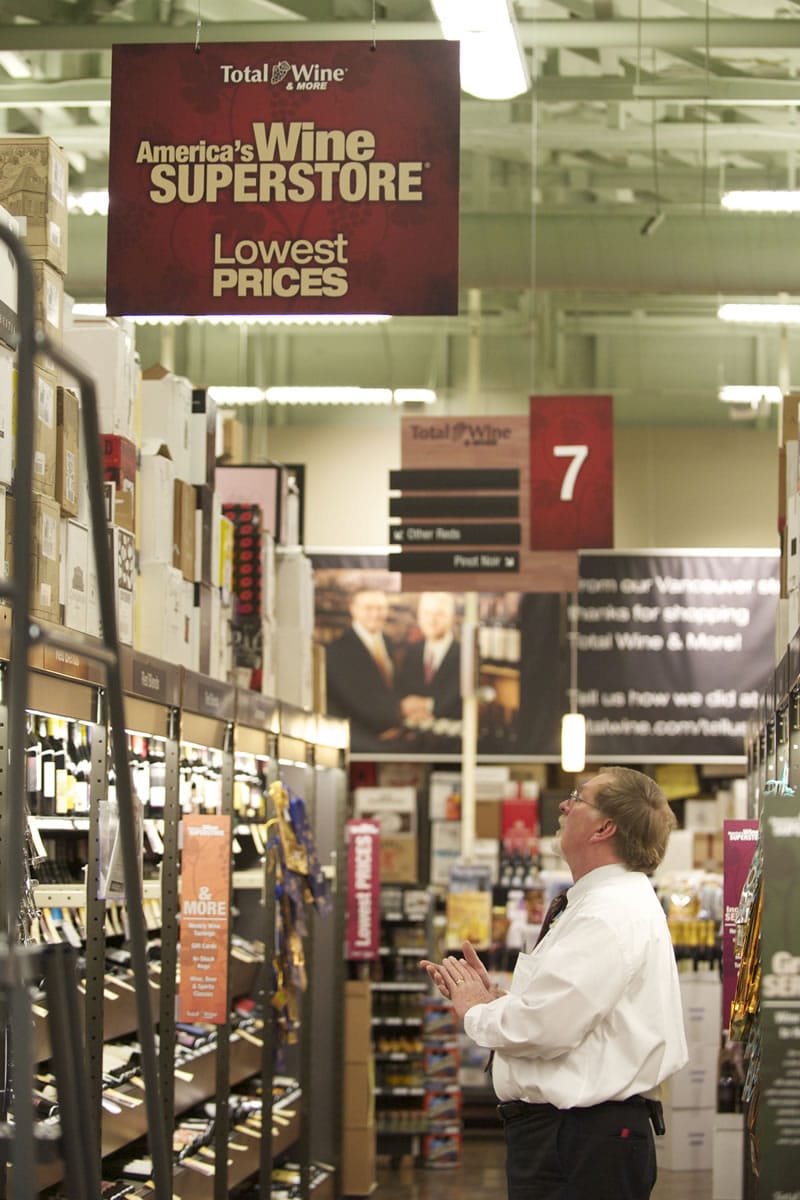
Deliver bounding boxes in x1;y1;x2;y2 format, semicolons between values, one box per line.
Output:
421;767;688;1200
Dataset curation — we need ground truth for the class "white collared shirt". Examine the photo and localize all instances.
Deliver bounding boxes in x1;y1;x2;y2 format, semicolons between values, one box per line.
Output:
423;632;453;674
464;864;688;1109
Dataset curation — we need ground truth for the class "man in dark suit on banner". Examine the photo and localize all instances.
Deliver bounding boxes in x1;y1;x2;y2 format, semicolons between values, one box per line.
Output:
325;588;402;752
398;591;462;726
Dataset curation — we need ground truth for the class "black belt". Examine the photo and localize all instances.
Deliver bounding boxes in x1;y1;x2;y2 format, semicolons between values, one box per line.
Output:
497;1095;665;1135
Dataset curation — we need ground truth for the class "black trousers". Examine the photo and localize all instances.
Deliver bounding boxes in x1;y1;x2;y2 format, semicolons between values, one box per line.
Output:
498;1097;657;1200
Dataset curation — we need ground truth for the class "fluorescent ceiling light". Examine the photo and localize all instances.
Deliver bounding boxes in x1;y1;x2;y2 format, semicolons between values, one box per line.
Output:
126;313;390;326
207;387;267;407
265;387;393;406
68;190;110;216
432;0;530;101
721;190;800;213
718;303;800;325
718;385;783;407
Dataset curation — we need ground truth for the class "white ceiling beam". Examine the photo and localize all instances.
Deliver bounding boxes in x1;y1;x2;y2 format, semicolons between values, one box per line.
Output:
3;20;800;51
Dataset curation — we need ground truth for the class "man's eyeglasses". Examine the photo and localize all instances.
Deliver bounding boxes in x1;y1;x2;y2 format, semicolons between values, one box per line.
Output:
565;788;602;812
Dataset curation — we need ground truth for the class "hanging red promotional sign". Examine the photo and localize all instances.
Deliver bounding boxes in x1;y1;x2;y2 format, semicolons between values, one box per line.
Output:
106;41;460;317
346;819;381;960
529;395;614;550
178;813;232;1023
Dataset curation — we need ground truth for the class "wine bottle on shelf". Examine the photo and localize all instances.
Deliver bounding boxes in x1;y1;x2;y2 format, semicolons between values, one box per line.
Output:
72;724;91;815
25;714;43;815
40;718;56;817
148;737;166;813
53;719;69;815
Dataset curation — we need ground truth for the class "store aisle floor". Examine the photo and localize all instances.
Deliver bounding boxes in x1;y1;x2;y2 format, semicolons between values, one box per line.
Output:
374;1133;712;1198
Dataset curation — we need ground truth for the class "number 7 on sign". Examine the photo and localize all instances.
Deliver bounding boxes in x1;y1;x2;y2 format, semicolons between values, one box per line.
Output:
553;444;588;501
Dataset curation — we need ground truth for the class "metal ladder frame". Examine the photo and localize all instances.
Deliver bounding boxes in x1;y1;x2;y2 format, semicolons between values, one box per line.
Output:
0;222;171;1200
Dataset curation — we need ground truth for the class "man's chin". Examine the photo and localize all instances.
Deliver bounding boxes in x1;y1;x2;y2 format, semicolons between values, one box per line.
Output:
552;830;566;861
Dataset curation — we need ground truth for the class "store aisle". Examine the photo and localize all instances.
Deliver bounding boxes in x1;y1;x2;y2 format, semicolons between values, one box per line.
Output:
374;1134;712;1199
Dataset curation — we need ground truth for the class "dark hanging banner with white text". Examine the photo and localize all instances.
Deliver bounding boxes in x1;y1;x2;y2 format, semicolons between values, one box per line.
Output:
574;552;779;760
106;41;460;317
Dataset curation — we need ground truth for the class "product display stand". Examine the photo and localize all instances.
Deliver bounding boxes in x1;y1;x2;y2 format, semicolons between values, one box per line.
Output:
0;222;171;1200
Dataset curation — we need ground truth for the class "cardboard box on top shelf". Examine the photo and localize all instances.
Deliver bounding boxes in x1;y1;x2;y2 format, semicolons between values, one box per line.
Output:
62;519;89;634
193;483;221;585
218;409;244;464
135;562;184;664
29;362;58;499
0;136;69;273
0;206;19;345
0;342;12;486
781;391;800;448
56;386;80;517
3;492;11;586
138;442;174;566
180;577;197;671
173;478;195;582
102;433;136;534
190;387;216;487
31;494;61;624
32;261;63;343
141;364;192;482
64;318;138;440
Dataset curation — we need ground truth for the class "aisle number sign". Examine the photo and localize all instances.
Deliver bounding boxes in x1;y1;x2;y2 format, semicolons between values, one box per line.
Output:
178;814;232;1023
105;42;460;317
394;401;613;592
529;395;614;550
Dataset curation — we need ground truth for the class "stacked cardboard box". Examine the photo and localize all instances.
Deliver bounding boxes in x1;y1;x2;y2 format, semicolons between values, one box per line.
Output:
421;1001;462;1168
657;970;722;1171
342;980;376;1196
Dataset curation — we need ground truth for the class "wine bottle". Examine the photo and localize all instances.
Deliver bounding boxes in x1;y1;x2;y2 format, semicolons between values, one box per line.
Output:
25;714;43;815
40;718;56;817
149;738;166;812
72;724;91;815
53;719;69;815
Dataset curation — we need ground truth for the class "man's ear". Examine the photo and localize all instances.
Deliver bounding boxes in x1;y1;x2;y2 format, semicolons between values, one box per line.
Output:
592;820;617;843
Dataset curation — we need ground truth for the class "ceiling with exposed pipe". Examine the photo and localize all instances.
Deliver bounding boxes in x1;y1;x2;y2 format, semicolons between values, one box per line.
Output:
2;0;800;428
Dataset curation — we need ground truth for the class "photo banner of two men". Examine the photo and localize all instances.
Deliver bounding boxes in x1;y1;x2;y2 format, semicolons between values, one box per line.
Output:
312;558;566;758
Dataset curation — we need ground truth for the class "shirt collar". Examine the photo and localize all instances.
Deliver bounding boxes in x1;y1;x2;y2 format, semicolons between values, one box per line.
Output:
567;862;631;903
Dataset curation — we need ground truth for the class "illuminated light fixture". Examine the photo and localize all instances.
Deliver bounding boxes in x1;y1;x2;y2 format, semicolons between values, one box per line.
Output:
207;387;267;407
721;190;800;213
127;313;390;327
432;0;530;101
208;387;436;407
70;305;390;327
68;190;110;216
265;387;393;406
561;713;586;774
718;303;800;325
718;385;783;407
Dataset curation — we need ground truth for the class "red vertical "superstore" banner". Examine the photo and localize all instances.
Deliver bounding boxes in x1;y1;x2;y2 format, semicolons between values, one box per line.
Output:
106;42;460;317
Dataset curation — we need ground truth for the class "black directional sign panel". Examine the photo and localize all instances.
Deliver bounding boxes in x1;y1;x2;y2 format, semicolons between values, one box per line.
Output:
388;550;520;573
390;494;519;519
389;522;521;546
390;468;519;491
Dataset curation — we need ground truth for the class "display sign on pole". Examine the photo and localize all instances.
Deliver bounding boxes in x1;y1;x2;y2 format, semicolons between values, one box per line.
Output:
758;791;800;1194
106;41;460;317
345;819;381;960
722;819;759;1029
178;814;232;1023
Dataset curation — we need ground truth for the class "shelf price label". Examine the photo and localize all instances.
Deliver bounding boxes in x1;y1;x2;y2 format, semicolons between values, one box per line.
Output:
178;814;232;1024
529;395;614;550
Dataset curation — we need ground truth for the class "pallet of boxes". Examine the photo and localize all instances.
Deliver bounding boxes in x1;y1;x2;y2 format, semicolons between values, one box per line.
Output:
0;136;76;633
342;979;377;1196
